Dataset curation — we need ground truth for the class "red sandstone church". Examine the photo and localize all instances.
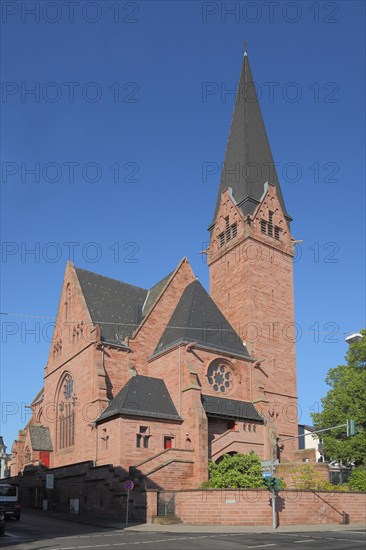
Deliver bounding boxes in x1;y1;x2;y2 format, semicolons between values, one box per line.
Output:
10;53;299;489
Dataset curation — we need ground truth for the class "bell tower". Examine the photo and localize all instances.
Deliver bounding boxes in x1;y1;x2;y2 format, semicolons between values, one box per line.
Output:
207;52;298;459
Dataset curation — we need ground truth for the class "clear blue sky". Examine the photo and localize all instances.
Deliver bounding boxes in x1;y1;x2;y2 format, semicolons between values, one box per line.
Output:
1;1;365;450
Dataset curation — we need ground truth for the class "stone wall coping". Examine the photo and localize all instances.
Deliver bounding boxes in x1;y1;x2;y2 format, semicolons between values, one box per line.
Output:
276;462;329;467
145;488;366;495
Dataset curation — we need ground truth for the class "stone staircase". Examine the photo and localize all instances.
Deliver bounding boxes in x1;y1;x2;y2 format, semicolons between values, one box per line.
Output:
131;448;194;477
210;428;247;461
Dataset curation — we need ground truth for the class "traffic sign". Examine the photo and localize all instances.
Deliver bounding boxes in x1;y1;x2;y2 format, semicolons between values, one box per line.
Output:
262;471;272;479
124;480;134;491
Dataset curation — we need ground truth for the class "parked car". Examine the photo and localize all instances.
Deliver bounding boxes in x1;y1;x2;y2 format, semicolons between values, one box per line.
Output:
0;511;5;535
0;484;20;520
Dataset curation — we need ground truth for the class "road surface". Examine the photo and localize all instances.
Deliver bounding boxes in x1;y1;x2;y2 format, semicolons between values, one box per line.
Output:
1;512;365;550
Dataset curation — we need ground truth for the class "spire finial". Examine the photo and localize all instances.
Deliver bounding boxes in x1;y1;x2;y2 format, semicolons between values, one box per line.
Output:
243;40;248;57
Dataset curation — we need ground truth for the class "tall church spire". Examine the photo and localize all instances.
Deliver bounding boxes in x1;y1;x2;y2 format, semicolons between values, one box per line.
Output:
211;53;291;226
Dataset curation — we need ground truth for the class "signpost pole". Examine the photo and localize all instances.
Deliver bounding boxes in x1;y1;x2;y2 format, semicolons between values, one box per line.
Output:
123;480;134;527
271;441;276;529
271;489;276;529
125;489;130;526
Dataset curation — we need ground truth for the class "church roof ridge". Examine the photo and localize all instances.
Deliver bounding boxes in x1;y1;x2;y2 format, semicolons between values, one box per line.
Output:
75;266;147;292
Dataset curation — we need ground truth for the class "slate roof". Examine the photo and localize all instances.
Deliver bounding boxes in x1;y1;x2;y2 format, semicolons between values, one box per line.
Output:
97;375;181;423
75;268;180;346
142;271;174;318
29;426;53;451
75;268;147;346
201;394;263;422
153;280;250;358
211;53;291;226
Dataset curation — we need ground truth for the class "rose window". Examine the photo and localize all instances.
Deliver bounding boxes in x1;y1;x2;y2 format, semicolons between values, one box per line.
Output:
207;362;233;393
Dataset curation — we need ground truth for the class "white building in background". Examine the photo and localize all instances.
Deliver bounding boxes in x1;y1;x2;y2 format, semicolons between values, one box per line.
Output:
298;424;324;462
0;437;9;478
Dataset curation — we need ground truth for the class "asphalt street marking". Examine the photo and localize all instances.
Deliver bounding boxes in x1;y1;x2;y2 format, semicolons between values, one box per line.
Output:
8;531;366;550
247;545;277;548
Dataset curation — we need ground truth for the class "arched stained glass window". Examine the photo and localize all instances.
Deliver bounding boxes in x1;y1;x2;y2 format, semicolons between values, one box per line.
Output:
58;374;76;449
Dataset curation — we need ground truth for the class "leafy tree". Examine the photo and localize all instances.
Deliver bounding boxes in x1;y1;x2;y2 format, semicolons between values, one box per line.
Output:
292;463;333;491
348;467;366;491
311;330;366;466
202;451;265;489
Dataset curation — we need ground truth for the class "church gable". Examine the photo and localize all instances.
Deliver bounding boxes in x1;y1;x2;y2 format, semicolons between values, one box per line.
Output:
129;257;196;368
46;261;94;375
209;188;245;257
252;182;293;252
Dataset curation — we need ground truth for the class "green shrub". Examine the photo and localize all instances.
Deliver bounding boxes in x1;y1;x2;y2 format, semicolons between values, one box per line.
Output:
202;451;279;489
348;467;366;491
293;464;334;491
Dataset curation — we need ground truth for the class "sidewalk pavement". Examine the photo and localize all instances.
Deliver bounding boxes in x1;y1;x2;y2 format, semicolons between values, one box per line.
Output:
24;509;365;534
127;523;366;533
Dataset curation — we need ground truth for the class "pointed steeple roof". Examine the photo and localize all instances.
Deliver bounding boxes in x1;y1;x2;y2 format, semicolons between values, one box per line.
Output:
152;280;250;358
211;53;291;226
